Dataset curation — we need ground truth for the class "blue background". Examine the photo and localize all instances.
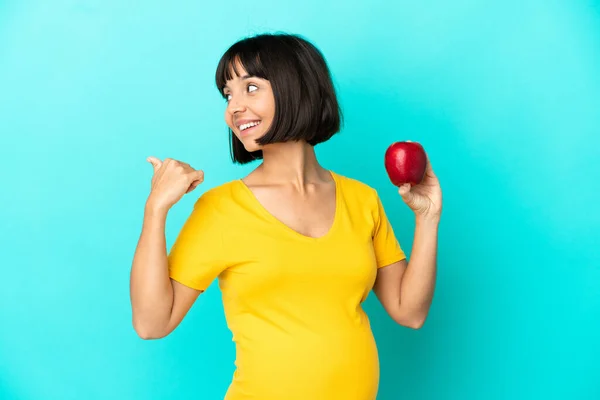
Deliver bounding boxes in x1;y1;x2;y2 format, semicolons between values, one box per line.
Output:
1;1;599;399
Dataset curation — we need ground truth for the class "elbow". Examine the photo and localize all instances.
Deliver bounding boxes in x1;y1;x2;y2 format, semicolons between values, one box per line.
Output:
395;317;424;330
132;320;167;340
406;317;425;330
135;330;161;340
393;309;426;330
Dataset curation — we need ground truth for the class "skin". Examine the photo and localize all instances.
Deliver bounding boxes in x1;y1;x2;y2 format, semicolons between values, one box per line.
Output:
130;62;442;339
222;63;338;239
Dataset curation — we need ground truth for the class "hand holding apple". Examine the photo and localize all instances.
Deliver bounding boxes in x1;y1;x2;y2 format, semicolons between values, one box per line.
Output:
384;141;442;220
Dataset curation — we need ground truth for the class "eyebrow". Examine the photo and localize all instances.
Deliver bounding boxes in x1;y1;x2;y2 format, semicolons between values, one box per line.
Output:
222;75;254;91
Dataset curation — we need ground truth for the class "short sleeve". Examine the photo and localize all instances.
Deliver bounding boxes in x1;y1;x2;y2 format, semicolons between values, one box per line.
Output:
372;190;406;268
167;192;228;291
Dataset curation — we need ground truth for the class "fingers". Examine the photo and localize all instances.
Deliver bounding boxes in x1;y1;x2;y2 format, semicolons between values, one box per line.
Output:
186;181;200;193
399;183;420;212
426;157;437;178
147;155;203;186
186;170;205;193
147;157;189;173
187;170;204;184
147;156;163;173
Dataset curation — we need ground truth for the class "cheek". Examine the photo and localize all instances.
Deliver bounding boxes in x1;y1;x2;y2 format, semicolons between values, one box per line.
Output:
224;109;233;127
268;95;276;118
258;97;275;120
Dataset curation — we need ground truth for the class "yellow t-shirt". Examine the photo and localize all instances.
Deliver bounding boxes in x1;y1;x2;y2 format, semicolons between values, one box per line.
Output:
168;171;406;400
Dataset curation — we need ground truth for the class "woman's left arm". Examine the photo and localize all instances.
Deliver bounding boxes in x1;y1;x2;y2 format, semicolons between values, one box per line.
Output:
373;158;442;329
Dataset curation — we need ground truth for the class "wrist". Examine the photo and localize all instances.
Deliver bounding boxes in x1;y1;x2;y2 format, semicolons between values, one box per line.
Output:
145;198;170;217
415;213;440;227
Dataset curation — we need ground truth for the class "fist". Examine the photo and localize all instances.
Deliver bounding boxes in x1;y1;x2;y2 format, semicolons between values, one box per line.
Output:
146;156;204;212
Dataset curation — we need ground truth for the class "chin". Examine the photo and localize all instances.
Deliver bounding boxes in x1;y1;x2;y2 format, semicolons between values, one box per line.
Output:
238;133;264;153
242;142;262;153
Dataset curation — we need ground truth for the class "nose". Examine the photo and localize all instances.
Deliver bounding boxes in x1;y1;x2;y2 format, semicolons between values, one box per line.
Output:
227;97;246;114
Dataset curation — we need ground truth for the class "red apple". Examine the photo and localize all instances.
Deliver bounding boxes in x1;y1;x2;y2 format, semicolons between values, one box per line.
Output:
384;141;427;186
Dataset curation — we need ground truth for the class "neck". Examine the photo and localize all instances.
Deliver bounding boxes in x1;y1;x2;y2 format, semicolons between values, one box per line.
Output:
258;141;328;186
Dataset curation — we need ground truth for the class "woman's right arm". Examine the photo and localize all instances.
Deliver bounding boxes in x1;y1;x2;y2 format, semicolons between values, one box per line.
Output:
129;157;205;340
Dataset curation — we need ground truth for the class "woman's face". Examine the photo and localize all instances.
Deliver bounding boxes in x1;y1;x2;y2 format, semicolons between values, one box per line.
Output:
223;63;275;152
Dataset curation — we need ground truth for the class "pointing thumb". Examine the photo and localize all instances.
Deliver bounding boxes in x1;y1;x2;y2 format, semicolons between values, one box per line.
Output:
147;156;162;172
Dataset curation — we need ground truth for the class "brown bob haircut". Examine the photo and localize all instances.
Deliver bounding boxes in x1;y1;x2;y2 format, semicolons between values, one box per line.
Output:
215;33;343;164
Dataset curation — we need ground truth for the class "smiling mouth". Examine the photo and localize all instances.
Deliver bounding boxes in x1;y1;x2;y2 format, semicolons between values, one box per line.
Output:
238;120;261;135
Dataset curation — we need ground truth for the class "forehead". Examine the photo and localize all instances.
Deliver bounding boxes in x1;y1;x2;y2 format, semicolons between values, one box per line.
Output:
222;59;249;89
217;52;270;92
222;60;272;92
228;58;249;78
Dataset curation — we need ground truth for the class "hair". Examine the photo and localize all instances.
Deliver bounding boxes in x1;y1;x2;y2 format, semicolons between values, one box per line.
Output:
215;33;343;164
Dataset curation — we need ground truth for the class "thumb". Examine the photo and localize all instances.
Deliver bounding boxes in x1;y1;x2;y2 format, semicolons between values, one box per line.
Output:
398;183;415;205
146;156;162;173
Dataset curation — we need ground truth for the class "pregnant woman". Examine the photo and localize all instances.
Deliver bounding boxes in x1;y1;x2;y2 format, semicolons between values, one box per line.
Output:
130;33;442;400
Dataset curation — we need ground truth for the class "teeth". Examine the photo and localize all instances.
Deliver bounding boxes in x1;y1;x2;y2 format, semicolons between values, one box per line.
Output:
239;121;261;131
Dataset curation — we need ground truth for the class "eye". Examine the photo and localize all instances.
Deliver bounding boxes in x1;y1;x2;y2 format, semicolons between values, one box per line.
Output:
248;84;258;93
224;93;232;102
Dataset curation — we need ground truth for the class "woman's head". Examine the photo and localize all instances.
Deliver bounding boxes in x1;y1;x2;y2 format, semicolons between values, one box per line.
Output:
216;33;342;164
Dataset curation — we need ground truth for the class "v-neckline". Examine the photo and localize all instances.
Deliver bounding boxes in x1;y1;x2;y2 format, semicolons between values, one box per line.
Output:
237;170;341;242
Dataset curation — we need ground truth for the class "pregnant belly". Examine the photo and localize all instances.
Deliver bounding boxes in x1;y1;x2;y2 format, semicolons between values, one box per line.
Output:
225;326;380;400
